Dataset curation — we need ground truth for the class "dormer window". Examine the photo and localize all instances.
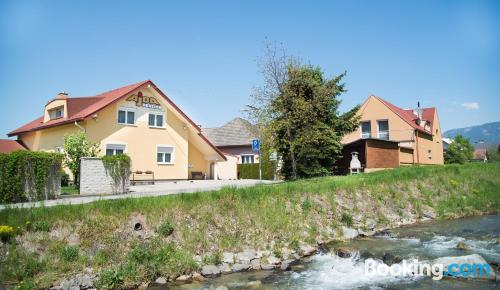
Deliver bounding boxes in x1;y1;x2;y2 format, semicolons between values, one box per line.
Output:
49;106;64;120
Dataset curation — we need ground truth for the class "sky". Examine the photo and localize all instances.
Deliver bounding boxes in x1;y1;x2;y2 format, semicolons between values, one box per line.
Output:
0;0;499;137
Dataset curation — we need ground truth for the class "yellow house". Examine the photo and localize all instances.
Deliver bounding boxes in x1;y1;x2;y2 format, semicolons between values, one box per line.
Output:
342;95;444;166
8;80;226;180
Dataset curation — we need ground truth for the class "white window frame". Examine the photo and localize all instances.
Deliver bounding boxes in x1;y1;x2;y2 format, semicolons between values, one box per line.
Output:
117;107;136;125
241;154;255;164
377;119;389;140
360;121;371;139
156;145;175;165
105;143;127;156
148;112;165;128
49;106;64;120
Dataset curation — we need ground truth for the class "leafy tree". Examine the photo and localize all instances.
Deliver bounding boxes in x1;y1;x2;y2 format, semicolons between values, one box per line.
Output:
486;144;500;162
63;131;100;188
248;41;359;179
444;134;474;164
270;65;359;179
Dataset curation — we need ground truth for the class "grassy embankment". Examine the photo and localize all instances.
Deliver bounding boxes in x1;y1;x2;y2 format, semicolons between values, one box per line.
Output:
0;163;499;289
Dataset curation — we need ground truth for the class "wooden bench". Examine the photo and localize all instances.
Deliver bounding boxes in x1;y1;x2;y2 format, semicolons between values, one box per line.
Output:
191;171;205;180
131;170;155;185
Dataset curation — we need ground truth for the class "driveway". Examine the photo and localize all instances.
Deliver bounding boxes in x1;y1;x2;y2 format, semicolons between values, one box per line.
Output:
0;179;277;210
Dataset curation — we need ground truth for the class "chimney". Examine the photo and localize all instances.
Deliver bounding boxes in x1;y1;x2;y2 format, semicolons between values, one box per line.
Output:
56;91;68;99
415;101;423;126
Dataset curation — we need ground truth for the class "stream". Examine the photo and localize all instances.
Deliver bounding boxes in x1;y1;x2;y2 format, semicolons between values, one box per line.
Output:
161;215;500;289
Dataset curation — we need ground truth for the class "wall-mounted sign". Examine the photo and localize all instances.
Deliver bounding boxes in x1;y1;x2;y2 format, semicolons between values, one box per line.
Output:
126;92;161;110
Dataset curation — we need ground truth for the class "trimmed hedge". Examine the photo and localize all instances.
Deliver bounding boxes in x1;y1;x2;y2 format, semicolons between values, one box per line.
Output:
0;151;63;203
238;162;275;180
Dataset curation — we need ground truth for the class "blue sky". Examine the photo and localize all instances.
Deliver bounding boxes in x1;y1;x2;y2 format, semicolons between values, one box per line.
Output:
0;0;499;137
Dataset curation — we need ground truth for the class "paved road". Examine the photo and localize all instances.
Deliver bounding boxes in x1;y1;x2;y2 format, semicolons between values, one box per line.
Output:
0;179;277;211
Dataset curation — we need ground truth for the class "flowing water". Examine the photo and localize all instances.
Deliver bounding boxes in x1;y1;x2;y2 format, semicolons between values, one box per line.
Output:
158;215;500;290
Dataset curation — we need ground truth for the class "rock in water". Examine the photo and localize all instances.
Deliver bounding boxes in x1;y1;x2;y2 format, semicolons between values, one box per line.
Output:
247;280;262;288
201;265;221;278
336;247;355;258
382;253;402;266
232;263;251;272
456;242;469;250
433;254;496;280
342;227;359;239
155;277;167;284
298;244;317;257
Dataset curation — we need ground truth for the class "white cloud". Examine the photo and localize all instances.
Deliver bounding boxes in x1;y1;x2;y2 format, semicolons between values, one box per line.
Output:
461;102;480;110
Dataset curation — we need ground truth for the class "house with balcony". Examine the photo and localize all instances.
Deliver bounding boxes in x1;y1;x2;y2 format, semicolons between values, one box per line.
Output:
336;95;444;173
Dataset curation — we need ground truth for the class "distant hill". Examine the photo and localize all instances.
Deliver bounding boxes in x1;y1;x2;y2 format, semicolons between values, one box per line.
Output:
444;122;500;147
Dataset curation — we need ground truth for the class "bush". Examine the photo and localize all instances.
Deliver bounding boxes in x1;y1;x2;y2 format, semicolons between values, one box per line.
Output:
59;245;79;262
0;151;63;203
102;154;131;193
61;171;70;187
237;161;275;180
1;247;45;282
0;225;15;243
341;212;353;227
96;267;124;290
31;221;52;232
157;220;174;237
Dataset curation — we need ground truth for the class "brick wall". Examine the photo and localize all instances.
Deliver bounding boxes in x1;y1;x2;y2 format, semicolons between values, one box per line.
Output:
80;157;130;195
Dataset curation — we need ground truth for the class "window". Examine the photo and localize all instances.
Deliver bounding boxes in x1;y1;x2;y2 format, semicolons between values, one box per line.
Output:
106;144;126;156
49;107;64;120
117;108;135;125
377;120;389;140
360;121;371;139
148;113;164;128
157;146;174;164
241;154;255;164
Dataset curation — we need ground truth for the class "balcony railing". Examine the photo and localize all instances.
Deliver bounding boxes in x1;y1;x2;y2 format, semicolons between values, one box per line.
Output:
378;131;390;140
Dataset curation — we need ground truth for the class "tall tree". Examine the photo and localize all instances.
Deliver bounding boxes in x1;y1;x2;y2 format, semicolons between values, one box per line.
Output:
249;41;359;179
444;134;474;164
271;65;359;179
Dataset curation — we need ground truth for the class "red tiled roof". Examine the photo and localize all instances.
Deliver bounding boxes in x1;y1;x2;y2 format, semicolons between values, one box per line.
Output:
373;96;436;135
0;139;27;153
7;80;226;160
8;80;204;136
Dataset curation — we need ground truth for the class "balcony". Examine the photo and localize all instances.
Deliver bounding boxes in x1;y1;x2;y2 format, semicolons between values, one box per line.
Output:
377;131;390;140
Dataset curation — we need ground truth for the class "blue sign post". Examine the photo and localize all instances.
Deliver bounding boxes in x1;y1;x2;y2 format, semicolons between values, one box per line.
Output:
252;139;260;152
252;139;262;181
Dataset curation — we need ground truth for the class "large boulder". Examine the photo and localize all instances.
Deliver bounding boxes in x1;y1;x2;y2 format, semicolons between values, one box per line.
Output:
232;263;251;272
298;244;317;257
433;254;495;280
342;227;359;240
222;252;235;264
236;250;257;263
201;265;221;278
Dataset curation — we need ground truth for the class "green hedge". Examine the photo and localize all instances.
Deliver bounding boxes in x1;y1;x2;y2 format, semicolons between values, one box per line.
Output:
0;151;63;203
102;154;131;193
238;162;275;180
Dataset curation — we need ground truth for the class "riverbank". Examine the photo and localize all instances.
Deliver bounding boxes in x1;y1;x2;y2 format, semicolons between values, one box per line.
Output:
1;163;499;289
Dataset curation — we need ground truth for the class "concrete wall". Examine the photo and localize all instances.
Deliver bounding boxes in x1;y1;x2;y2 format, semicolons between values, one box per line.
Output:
216;154;238;180
80;157;130;195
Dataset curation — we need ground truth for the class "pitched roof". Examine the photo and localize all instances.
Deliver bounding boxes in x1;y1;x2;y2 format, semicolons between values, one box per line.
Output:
202;118;259;147
0;139;27;153
373;96;436;135
7;80;226;160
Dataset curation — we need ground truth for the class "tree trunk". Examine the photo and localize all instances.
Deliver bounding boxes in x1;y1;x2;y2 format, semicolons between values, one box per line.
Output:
287;125;297;179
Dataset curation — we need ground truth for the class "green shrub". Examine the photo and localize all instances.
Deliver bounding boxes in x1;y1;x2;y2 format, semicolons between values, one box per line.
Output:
301;199;312;212
341;212;353;227
202;251;221;265
96;267;124;290
61;171;70;187
102;154;131;193
0;225;15;243
237;161;275;180
59;245;79;262
157;220;174;237
1;247;45;282
31;221;52;232
0;151;63;203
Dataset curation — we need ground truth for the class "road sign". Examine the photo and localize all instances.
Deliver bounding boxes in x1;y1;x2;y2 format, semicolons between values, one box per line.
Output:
252;139;260;152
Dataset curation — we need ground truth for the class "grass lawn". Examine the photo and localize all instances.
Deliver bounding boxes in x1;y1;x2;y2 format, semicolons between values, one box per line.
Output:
0;163;499;289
